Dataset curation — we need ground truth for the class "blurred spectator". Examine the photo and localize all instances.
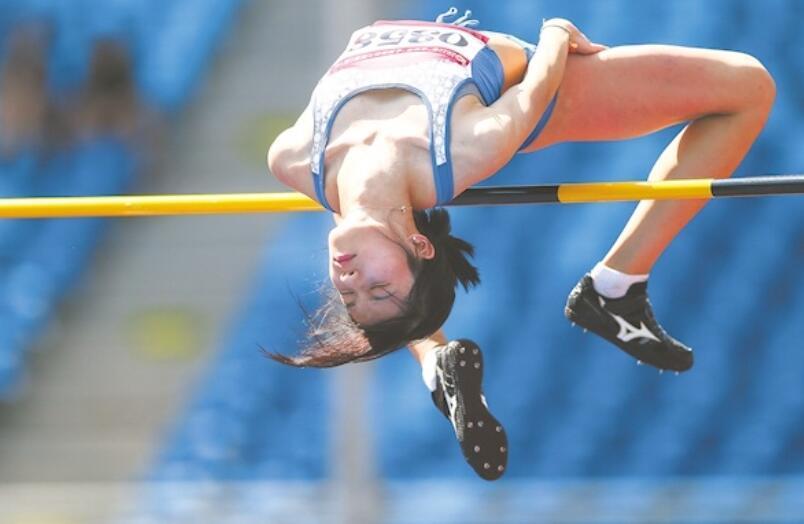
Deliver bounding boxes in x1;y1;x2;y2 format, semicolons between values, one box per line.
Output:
68;35;161;181
74;37;141;141
0;24;49;159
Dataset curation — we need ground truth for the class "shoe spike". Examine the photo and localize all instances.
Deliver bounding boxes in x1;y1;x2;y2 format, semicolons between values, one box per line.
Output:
659;370;664;375
637;360;643;366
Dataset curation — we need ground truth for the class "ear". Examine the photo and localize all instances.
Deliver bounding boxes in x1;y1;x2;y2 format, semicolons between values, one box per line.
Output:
409;233;436;260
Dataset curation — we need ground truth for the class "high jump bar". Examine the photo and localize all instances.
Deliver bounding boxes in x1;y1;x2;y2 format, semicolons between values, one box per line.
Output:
0;175;801;218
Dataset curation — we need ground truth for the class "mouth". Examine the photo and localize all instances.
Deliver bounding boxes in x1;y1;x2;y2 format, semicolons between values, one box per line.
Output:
333;254;356;264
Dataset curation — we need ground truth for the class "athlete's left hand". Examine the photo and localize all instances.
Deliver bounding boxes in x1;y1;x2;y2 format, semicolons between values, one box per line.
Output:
542;18;607;55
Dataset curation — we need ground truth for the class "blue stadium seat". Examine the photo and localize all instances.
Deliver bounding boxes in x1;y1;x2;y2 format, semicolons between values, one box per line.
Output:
138;0;241;112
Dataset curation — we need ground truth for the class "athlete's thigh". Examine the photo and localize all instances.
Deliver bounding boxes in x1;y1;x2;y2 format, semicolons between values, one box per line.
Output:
523;44;765;151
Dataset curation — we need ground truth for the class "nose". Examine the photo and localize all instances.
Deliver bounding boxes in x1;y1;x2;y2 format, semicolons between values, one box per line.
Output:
339;269;358;282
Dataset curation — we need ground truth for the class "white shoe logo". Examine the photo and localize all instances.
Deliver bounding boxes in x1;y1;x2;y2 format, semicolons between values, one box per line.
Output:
599;297;660;343
436;363;460;435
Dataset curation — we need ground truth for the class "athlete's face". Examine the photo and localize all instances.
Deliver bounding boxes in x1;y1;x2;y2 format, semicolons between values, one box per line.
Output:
328;222;417;326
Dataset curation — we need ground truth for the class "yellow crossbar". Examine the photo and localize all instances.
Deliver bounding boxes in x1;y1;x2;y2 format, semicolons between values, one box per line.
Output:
0;192;324;218
557;179;712;203
0;176;799;218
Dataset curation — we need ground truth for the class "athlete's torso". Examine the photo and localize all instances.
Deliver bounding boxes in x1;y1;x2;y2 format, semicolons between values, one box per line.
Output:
311;20;508;211
271;19;531;213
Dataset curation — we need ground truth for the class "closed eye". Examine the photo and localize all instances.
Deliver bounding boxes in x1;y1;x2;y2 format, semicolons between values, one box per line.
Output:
343;284;392;308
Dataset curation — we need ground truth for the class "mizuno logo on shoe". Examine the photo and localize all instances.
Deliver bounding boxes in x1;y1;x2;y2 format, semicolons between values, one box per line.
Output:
436;363;461;437
598;297;661;343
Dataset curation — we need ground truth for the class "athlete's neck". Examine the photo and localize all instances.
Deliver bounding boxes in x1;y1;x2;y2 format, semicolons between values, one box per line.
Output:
333;142;415;228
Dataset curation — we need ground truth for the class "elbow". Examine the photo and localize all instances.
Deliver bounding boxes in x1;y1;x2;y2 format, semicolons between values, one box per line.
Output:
266;141;291;186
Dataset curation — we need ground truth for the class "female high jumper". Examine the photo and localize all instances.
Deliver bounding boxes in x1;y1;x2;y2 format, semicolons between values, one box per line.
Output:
266;8;775;480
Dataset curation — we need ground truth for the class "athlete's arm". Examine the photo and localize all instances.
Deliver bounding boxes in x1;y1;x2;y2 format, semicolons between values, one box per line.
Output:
489;20;573;138
266;103;317;197
408;329;448;364
452;19;605;186
496;19;606;136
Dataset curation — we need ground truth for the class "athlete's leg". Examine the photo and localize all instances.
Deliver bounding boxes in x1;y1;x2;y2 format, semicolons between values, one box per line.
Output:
526;45;774;371
522;44;775;273
409;332;508;480
409;331;446;390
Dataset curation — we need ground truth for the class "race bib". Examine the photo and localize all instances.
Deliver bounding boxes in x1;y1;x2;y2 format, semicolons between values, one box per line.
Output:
331;22;486;72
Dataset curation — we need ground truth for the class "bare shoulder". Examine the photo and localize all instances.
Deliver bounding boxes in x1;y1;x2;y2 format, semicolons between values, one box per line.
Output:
449;96;522;193
266;105;316;198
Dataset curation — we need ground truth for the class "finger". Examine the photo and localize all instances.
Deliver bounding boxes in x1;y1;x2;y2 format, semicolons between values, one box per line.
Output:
574;41;607;55
569;40;591;54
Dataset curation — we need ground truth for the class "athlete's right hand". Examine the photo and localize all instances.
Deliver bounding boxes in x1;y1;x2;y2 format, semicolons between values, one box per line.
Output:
540;18;607;55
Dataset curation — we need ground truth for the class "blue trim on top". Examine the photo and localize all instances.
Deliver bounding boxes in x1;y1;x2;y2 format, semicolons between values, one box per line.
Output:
523;44;536;62
435;77;477;206
313;172;329;211
518;93;558;151
470;46;504;105
311;92;332;211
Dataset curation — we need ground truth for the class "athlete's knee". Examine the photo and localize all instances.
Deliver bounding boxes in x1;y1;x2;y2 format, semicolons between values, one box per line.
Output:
732;53;776;112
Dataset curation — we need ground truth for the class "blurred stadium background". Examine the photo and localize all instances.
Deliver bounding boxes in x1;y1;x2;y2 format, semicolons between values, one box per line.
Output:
0;0;801;522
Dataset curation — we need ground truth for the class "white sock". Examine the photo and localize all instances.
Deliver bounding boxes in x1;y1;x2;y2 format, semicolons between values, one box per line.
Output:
590;262;649;299
421;349;438;392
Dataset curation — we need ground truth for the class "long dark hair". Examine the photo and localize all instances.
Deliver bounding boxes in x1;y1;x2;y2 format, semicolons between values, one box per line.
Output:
266;208;480;367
